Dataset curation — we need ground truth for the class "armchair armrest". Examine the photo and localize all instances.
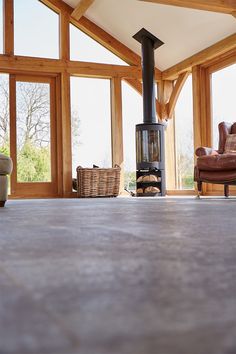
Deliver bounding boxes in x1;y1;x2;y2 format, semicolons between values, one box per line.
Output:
195;147;219;157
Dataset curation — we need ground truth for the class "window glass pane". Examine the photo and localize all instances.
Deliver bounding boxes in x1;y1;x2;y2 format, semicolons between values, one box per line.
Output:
0;74;9;155
16;81;51;182
212;64;236;149
14;0;59;59
70;24;128;65
71;77;112;178
175;75;194;190
0;0;3;53
122;81;143;191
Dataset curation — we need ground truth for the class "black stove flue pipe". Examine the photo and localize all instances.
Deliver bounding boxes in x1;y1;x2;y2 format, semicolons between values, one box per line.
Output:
133;28;164;124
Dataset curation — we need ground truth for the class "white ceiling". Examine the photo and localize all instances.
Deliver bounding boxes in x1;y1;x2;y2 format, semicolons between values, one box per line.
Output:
63;0;236;70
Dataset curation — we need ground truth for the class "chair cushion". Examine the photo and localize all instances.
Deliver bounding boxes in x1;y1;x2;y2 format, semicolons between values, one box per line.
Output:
197;154;236;171
0;154;13;175
224;134;236;153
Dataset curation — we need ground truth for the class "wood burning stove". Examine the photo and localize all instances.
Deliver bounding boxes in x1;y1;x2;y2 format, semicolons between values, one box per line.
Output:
133;28;165;197
136;124;165;196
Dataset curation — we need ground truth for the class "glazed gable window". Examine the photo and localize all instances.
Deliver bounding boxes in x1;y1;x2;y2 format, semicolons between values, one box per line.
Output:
70;24;128;65
14;0;59;59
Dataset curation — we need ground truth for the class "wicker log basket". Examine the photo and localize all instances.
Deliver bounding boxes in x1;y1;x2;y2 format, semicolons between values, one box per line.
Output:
76;165;121;198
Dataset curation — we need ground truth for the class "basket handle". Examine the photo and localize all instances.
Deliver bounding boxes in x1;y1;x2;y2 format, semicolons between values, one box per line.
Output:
114;164;120;169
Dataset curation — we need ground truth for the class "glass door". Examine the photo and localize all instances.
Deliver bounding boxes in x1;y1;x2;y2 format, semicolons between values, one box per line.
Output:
10;75;58;197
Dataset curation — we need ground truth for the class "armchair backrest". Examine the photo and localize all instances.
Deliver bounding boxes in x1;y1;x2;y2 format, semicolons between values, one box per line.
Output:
218;122;236;153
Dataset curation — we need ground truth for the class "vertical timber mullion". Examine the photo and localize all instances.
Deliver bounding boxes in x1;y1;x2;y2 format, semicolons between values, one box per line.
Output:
61;72;72;196
192;65;202;158
192;65;203;194
3;0;14;56
9;74;16;195
59;8;71;196
205;68;212;149
192;65;209;195
111;77;124;194
60;11;70;61
55;75;63;197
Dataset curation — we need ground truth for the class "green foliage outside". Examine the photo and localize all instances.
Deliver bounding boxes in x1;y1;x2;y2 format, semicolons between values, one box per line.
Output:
17;143;51;182
0;142;50;182
181;174;194;190
0;143;10;157
0;78;52;184
176;152;194;190
124;171;136;191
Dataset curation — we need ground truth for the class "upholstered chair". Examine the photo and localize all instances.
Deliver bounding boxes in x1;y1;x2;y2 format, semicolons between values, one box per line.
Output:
0;154;13;207
195;122;236;197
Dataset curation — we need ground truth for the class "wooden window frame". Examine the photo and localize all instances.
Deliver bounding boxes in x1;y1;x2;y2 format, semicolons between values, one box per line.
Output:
0;0;235;198
8;73;62;198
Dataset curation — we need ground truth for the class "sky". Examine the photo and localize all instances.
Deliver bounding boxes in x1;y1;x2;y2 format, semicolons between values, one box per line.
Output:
0;0;236;185
70;77;112;175
212;64;236;150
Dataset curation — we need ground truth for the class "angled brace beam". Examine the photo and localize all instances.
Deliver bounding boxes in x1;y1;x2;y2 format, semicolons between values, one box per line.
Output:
71;0;95;21
167;71;189;118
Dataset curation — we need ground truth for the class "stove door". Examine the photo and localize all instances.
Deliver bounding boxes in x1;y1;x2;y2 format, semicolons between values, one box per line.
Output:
136;124;164;170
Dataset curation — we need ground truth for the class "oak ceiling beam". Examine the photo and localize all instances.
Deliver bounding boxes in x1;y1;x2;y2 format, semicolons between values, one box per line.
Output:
0;54;66;73
0;54;144;78
67;61;143;78
71;0;95;21
139;0;236;16
162;33;236;79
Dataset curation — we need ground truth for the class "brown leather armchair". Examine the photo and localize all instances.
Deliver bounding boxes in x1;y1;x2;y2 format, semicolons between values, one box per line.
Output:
194;122;236;197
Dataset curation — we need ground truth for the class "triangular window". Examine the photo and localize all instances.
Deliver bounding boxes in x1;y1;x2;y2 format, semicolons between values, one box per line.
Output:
70;24;128;66
14;0;59;59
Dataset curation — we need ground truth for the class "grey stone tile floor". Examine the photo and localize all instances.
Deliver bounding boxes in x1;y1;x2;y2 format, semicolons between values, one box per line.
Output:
0;197;236;354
